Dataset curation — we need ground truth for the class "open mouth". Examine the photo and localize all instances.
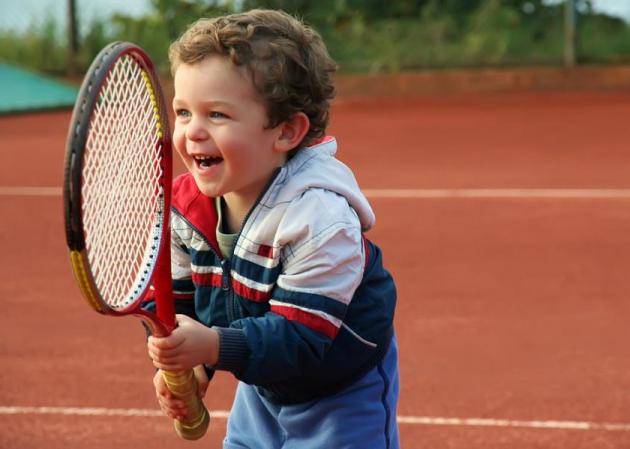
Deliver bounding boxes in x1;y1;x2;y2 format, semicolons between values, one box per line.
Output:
193;155;223;169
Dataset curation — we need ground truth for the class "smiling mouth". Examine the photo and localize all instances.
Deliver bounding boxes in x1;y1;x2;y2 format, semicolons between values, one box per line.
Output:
193;155;223;169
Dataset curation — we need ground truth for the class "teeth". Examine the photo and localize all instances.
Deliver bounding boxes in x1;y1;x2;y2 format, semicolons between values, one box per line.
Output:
193;155;221;168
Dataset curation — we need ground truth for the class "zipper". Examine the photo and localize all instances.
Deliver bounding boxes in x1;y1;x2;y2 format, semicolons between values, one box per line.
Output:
233;167;282;238
221;258;235;322
171;208;228;319
223;167;283;322
172;208;242;324
172;167;283;324
220;259;231;291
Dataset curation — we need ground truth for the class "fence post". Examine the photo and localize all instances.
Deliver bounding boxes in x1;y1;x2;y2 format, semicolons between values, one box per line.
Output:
67;0;79;77
564;0;577;67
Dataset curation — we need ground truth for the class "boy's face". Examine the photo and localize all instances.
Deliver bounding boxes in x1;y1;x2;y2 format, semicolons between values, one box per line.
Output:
172;56;287;204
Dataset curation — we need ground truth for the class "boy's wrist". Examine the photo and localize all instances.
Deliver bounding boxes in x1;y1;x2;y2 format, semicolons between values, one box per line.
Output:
211;327;250;374
205;327;220;366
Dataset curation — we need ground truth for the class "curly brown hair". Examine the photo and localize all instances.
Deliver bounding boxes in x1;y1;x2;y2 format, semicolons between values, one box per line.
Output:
169;9;337;149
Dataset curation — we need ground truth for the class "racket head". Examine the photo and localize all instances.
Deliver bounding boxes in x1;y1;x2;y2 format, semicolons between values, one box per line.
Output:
63;42;173;319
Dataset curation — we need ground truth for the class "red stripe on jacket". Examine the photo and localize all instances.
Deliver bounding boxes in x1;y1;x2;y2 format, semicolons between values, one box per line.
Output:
232;278;271;302
192;272;223;288
271;304;339;339
257;244;274;259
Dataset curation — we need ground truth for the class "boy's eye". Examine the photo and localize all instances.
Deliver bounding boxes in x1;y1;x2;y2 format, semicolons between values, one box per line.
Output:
209;111;228;119
175;109;191;118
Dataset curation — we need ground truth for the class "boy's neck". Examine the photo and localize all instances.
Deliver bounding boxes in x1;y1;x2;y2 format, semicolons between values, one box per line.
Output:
220;166;285;233
221;192;252;234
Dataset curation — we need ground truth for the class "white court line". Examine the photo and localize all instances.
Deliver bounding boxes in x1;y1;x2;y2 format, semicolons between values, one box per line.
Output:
4;186;630;199
396;416;630;431
0;406;229;419
2;406;630;431
0;186;62;196
363;188;630;199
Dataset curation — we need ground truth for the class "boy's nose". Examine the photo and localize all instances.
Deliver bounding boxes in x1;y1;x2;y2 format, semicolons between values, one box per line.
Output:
186;119;210;141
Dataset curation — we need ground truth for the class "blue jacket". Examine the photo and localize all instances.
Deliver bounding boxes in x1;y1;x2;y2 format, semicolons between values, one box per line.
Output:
165;137;396;404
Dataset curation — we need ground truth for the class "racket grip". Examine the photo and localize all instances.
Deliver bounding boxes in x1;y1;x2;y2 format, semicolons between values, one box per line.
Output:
161;369;210;440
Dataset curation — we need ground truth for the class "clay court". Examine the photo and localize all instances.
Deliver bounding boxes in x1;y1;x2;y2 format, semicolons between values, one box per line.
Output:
2;81;630;448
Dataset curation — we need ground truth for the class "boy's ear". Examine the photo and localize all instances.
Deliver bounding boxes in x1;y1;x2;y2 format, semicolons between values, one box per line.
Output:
274;112;310;154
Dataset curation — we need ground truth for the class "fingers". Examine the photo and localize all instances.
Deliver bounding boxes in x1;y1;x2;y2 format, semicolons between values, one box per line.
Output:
147;335;185;371
147;346;181;370
153;367;210;421
147;317;219;371
148;333;183;350
150;354;188;372
158;394;188;420
153;370;188;420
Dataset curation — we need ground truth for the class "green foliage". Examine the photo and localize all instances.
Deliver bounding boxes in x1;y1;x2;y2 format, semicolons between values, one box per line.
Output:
0;16;67;75
1;0;629;77
77;20;111;71
319;0;569;71
577;12;630;63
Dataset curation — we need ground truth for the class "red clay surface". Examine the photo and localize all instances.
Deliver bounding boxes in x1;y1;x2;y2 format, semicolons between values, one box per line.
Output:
2;89;630;448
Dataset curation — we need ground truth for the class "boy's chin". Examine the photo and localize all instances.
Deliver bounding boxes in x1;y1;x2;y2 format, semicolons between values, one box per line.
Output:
198;187;220;198
193;178;221;198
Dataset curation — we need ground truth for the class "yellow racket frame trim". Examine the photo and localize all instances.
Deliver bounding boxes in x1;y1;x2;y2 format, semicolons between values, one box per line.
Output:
140;70;163;139
69;250;105;313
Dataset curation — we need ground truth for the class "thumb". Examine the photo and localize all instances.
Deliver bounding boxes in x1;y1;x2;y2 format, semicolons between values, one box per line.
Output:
175;314;194;326
198;380;208;398
193;365;209;398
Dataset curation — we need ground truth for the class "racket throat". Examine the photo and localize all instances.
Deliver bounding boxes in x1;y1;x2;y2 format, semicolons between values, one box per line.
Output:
136;310;170;337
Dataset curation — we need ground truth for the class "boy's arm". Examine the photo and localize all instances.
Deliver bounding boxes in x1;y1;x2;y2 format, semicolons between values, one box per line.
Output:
213;190;365;384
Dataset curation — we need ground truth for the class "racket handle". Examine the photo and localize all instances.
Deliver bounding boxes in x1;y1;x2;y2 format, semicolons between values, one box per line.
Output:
161;369;210;440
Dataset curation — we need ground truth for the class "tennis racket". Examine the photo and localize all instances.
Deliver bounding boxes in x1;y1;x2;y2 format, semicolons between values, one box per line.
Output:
63;41;209;440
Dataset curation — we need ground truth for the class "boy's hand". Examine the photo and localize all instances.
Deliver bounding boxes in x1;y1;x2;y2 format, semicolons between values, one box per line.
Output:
193;364;210;399
153;369;186;420
147;314;219;371
153;366;209;420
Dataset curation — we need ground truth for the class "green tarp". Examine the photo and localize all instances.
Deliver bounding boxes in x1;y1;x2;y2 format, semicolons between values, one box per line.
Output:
0;63;78;114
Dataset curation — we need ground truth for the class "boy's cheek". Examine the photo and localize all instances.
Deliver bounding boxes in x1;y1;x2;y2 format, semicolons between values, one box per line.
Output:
171;127;183;145
171;132;187;156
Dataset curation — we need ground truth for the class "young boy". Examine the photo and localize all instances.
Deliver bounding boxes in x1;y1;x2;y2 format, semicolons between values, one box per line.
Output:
145;9;399;448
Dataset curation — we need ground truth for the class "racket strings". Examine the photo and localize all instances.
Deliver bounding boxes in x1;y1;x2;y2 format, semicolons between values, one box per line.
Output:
82;54;165;310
